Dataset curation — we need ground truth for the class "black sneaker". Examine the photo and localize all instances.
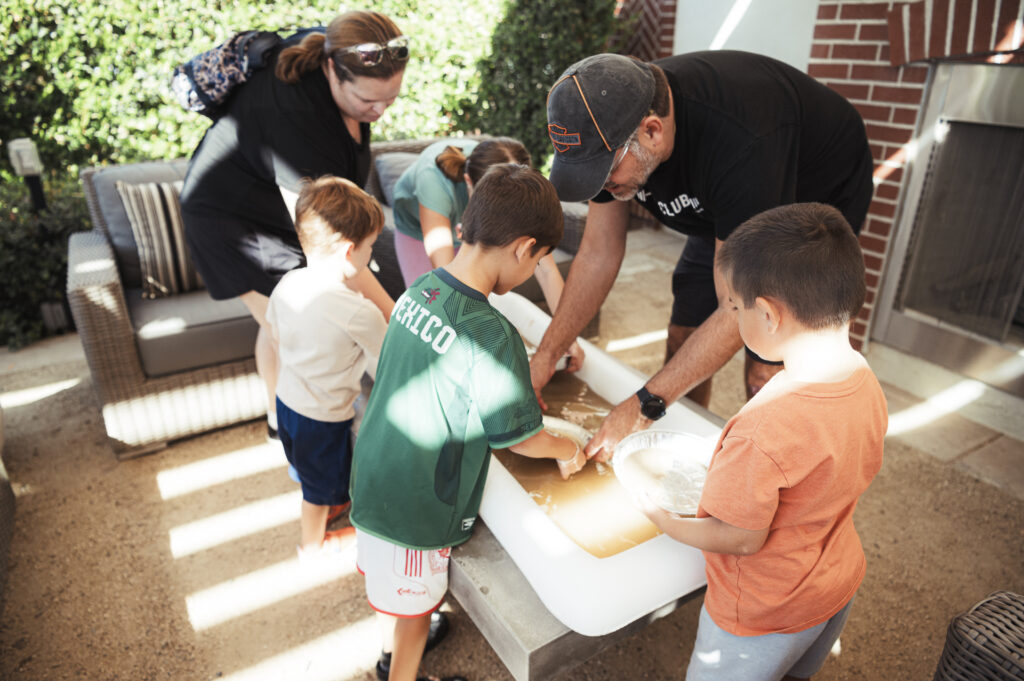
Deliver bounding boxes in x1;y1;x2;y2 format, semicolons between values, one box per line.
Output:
425;610;450;652
376;611;451;680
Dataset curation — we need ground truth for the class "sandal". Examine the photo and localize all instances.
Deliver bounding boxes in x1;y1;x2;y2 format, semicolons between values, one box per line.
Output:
326;501;351;526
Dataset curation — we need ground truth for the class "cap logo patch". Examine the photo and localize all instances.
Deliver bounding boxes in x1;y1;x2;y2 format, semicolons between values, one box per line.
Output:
548;124;580;153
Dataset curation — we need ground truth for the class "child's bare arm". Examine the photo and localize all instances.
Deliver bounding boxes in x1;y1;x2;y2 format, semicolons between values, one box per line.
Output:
636;494;769;555
507;430;585;480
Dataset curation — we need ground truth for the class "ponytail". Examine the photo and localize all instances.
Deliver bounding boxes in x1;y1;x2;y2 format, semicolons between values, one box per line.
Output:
275;33;327;84
435;146;468;183
465;138;532;185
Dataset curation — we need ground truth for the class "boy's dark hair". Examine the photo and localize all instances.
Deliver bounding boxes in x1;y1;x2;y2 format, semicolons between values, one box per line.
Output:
716;202;866;329
459;163;563;255
294;176;384;256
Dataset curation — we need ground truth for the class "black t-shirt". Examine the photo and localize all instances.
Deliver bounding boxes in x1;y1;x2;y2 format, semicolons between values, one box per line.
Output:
593;51;870;241
180;50;371;235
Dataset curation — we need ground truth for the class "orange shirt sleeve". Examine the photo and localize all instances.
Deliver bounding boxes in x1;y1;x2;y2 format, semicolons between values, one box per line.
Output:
698;433;787;532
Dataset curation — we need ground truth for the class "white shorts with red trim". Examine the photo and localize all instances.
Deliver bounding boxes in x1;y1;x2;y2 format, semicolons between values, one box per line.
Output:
355;529;450;618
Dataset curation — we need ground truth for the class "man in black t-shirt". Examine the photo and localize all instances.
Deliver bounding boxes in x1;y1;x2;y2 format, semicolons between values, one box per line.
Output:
532;51;874;460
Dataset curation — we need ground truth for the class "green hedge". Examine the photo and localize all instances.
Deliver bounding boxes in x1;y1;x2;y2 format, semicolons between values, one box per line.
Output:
1;0;506;347
0;0;506;180
0;173;90;349
455;0;621;170
1;0;626;348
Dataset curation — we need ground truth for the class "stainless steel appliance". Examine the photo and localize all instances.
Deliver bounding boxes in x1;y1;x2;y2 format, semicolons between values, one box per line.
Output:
874;62;1024;397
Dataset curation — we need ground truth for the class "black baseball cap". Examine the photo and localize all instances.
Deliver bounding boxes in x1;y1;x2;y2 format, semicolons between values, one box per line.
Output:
546;54;656;202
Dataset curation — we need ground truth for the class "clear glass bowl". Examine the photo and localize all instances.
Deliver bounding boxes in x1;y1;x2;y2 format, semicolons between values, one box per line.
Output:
612;430;710;515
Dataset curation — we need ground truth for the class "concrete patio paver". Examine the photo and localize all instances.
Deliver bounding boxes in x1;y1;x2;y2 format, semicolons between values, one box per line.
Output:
881;384;1003;463
1;223;1022;681
957;434;1024;500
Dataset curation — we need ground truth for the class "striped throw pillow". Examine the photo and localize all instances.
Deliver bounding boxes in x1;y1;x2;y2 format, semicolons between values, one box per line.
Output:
115;180;203;298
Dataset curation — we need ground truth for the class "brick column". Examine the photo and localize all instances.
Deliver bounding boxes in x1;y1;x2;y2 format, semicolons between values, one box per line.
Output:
615;0;677;61
809;1;928;350
611;0;678;228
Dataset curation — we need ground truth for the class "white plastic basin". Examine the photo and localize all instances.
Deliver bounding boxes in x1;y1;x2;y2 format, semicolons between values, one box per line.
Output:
480;292;721;636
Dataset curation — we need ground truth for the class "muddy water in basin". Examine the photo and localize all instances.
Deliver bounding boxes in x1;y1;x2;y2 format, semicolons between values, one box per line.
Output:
493;371;661;559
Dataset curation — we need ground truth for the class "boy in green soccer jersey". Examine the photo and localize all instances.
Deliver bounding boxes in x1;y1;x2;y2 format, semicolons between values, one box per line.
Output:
350;163;585;681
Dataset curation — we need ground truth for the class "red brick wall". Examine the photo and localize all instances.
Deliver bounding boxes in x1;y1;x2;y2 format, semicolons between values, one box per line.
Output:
615;0;677;61
809;0;1023;350
887;0;1024;65
614;0;678;227
613;1;1022;349
810;1;926;349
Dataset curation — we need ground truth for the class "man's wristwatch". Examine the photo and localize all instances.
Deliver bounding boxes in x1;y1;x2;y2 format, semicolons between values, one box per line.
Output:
635;386;667;421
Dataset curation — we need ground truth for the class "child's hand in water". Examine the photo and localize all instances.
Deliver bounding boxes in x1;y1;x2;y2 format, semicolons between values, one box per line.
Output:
564;342;585;372
555;442;585;479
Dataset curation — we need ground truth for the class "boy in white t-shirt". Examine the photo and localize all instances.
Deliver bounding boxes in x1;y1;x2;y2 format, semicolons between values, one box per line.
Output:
266;176;388;557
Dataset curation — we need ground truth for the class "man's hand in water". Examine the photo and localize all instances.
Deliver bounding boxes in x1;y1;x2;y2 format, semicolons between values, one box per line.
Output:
530;348;559;410
584;397;651;463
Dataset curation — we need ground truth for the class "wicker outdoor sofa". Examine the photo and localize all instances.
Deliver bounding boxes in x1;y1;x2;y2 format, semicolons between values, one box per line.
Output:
68;136;587;458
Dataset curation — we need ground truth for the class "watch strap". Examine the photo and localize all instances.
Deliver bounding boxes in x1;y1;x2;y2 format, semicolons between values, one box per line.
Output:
636;386;654;403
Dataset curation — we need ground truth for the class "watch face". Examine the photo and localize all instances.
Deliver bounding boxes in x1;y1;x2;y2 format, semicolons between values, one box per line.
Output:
641;396;666;420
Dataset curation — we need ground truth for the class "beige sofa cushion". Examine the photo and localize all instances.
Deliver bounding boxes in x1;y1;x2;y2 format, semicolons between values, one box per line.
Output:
126;290;258;377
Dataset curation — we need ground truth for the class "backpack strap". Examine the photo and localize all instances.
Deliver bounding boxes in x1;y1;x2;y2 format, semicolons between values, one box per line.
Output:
170;26;324;120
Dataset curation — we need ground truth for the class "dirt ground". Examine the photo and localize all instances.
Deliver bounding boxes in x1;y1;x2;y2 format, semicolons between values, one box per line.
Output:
1;229;1023;680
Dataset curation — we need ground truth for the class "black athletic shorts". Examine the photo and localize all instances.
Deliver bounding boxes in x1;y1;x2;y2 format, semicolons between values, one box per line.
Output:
670;234;718;328
670;234;782;366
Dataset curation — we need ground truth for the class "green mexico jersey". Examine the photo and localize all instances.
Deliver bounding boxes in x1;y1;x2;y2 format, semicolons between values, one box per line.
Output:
350;268;543;550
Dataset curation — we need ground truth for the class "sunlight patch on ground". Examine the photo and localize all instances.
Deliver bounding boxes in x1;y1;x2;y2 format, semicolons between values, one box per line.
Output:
169;490;302;558
157;443;287;500
216;615;379;681
186;550;357;631
0;377;81;408
979;347;1024;386
887;380;985;436
605;329;667;353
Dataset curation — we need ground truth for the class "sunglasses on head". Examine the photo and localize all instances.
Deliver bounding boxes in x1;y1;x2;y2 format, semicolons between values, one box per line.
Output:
335;36;410;66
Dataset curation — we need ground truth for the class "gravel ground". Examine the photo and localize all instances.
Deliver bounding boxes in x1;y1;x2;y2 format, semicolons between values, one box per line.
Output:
1;233;1022;680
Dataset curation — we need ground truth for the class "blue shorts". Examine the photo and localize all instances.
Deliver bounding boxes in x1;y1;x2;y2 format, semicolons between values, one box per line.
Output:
276;397;354;507
686;597;855;681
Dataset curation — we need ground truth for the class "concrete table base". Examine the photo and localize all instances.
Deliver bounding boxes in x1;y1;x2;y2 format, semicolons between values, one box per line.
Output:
450;522;705;681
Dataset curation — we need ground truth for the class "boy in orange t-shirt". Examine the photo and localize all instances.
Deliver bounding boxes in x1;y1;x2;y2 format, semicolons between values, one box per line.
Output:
635;203;887;681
